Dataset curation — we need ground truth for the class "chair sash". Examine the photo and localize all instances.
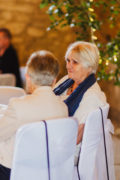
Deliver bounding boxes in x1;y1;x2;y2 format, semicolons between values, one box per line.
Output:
76;107;114;180
43;120;51;180
99;107;109;180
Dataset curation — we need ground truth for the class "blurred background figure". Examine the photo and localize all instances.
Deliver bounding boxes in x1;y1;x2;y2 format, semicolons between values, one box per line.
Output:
0;28;22;87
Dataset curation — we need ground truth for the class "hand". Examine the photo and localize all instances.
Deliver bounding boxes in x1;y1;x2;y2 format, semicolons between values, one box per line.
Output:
77;124;85;144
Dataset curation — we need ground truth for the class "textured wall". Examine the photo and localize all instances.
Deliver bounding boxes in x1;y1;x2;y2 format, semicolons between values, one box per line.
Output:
0;0;76;77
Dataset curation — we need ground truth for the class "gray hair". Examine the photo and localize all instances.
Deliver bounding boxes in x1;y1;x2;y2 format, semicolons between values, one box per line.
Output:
26;50;59;86
65;41;100;73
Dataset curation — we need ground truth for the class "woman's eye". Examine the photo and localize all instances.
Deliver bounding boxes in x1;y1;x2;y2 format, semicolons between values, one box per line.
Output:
66;58;70;63
73;60;78;64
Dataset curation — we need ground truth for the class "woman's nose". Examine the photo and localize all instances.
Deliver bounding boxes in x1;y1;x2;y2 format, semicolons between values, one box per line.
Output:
66;61;72;69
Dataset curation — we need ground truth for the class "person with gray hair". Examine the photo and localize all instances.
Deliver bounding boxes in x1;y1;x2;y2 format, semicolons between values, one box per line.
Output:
26;50;60;93
0;50;68;180
54;41;108;165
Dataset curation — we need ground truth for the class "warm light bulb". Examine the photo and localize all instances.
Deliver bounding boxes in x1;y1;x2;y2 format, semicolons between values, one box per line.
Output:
105;60;109;66
92;35;97;40
89;17;94;22
99;58;102;64
91;28;96;32
114;55;117;62
88;8;94;12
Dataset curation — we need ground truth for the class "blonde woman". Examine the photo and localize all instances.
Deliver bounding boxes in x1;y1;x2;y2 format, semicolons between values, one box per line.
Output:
54;41;108;164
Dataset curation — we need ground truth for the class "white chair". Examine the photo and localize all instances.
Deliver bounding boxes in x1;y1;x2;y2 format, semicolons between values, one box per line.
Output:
0;104;7;115
0;73;16;86
10;117;78;180
20;66;26;88
0;86;26;105
73;104;115;180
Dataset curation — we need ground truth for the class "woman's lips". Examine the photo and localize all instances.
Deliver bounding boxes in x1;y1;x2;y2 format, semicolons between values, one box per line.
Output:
67;69;73;73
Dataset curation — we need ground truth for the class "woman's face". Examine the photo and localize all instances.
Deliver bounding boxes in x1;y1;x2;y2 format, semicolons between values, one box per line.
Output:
66;51;91;84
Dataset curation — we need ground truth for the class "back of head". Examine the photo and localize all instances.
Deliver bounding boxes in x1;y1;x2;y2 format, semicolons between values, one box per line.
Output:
26;50;59;86
65;41;100;73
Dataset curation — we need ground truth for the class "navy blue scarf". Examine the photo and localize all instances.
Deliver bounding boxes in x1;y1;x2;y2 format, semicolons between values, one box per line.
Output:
54;74;96;116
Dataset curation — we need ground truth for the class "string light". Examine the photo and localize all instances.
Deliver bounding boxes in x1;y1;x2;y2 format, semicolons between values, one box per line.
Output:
92;35;97;40
88;0;97;42
99;58;102;64
89;17;94;22
65;13;69;17
91;27;96;32
88;8;94;12
48;5;55;11
54;9;58;13
46;27;51;31
114;45;118;50
97;77;100;80
70;23;75;27
114;55;117;62
105;60;109;66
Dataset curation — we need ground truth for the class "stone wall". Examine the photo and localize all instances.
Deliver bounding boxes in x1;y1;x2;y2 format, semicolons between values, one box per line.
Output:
0;0;76;77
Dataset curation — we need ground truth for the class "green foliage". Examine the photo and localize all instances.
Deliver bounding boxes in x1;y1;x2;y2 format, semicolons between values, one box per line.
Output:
40;0;120;85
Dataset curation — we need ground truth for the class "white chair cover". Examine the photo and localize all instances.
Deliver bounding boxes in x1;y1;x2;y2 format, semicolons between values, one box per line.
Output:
10;117;78;180
0;73;16;86
0;86;26;105
19;66;26;87
73;104;115;180
0;104;7;116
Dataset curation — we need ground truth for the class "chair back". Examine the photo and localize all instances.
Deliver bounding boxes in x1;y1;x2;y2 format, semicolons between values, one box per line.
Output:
20;66;26;87
10;117;78;180
0;73;16;86
0;86;26;105
74;104;115;180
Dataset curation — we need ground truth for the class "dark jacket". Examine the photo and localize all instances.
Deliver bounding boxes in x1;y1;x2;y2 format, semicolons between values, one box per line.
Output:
0;45;22;87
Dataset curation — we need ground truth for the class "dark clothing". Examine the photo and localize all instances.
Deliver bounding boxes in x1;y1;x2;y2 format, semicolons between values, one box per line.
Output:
54;74;96;116
0;45;22;87
0;164;11;180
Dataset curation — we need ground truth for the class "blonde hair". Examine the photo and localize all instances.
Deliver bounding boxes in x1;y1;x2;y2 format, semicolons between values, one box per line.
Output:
26;50;59;86
65;41;99;73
